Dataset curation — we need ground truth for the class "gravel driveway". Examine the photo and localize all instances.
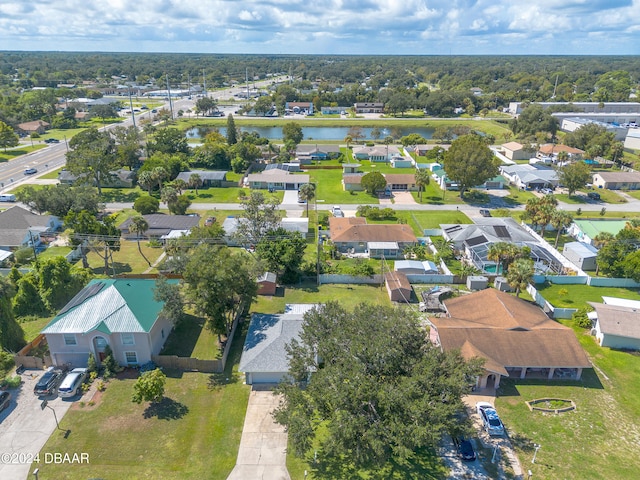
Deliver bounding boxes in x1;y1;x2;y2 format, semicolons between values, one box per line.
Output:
0;369;74;480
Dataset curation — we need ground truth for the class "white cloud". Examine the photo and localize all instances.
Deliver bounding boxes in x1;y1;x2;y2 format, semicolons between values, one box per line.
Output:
0;0;638;54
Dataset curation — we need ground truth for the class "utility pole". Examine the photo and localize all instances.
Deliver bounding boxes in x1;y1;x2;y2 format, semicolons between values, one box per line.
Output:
166;75;174;120
128;88;136;129
246;68;249;102
28;229;39;266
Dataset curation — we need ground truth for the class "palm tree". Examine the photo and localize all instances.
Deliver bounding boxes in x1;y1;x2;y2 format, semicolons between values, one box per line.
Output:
344;135;353;151
506;258;535;297
487;242;510;275
593;232;614;276
173;178;187;195
550;210;574;248
138;171;154;194
161;186;178;211
152;166;168;194
297;183;316;216
129;215;152;267
189;173;203;196
415;169;431;202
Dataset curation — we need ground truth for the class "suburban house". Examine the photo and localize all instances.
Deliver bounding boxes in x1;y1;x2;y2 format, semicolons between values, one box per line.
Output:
384;271;413;302
430;289;591;389
501;142;530;161
0;206;61;251
175;170;229;188
342;174;364;191
390;155;414;168
592;171;640;190
563;242;599;271
222;216;309;245
537;143;585;160
354;102;384;113
414;144;450;157
118;213;200;239
568;219;630;245
239;304;318;384
58;168;137;188
285;102;313;114
589;298;640;349
295;145;341;163
257;272;277;296
17;120;50;135
320;106;349;115
441;217;570;275
499;164;560;190
42;279;176;367
342;163;361;174
329;217;417;258
384;173;417;191
246;170;310;191
353;145;400;162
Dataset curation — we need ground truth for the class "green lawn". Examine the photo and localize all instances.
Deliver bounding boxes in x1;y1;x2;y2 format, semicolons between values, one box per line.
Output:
625;190;640;200
495;323;640;480
251;281;392;314
160;314;222;360
555;189;626;204
85;240;165;276
365;210;472;235
307;168;380;204
32;325;250;480
19;315;54;342
39;166;66;180
535;283;640;309
37;246;73;260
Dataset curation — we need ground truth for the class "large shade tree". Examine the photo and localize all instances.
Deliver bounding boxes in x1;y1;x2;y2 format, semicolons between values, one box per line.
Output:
274;302;483;467
443;134;500;197
66;127;117;195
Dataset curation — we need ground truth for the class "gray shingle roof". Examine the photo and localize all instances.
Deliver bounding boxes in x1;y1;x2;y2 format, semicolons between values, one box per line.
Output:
119;214;200;236
176;170;227;182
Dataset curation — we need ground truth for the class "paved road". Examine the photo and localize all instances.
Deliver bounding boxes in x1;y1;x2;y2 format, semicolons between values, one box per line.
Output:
0;369;74;480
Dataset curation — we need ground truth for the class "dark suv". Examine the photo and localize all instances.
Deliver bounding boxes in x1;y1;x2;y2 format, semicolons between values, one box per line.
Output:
587;192;601;200
34;367;63;396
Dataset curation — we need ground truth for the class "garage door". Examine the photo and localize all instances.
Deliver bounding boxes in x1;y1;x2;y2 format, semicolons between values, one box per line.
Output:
250;372;288;384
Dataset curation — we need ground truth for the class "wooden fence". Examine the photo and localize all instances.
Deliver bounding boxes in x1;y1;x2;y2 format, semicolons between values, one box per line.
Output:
14;334;51;370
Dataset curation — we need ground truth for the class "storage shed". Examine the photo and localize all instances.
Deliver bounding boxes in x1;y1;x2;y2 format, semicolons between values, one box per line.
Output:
467;275;489;291
563;242;598;271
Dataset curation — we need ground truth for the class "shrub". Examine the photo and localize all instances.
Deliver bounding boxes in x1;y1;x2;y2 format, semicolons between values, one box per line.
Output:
89;371;98;382
573;308;593;329
96;380;106;392
134;195;160;214
81;383;91;393
87;352;98;373
1;375;21;389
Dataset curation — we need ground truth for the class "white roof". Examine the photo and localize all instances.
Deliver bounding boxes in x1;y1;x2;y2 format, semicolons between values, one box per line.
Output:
160;229;190;240
368;241;399;249
602;297;640;309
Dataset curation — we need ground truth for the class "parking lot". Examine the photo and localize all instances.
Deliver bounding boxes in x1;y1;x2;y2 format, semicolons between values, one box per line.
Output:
0;369;74;480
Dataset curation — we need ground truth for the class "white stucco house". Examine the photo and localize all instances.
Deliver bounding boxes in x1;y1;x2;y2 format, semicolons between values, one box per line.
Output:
42;279;176;368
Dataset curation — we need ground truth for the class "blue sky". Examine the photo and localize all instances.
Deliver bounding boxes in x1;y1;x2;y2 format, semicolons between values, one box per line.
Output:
1;0;639;55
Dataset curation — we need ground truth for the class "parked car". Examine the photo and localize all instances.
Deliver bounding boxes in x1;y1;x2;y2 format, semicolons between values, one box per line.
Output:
331;206;344;217
204;216;215;227
0;390;10;412
24;168;38;175
479;209;491;217
34;367;63;396
44;138;60;144
453;436;477;461
476;402;505;436
587;192;601;200
58;368;88;398
541;187;553;195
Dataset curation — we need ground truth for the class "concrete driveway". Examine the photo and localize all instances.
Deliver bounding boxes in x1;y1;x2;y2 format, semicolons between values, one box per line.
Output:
227;388;291;480
0;369;74;480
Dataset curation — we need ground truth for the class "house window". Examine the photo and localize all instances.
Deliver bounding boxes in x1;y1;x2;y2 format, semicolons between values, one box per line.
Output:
64;334;77;346
121;333;135;345
125;351;138;364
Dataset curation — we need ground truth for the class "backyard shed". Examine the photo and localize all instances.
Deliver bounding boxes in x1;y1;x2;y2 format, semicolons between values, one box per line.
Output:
467;275;489;291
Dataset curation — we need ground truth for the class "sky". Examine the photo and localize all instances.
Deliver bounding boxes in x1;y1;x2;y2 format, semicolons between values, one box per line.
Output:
1;0;640;55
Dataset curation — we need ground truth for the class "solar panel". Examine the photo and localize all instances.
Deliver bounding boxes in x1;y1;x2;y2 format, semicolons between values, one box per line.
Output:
493;225;510;238
466;235;488;247
57;282;106;315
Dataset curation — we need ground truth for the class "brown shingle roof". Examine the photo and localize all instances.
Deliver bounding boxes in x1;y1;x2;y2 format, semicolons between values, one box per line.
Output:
590;303;640;339
384;174;415;185
538;144;584;155
329;218;417;244
431;289;590;369
502;141;524;151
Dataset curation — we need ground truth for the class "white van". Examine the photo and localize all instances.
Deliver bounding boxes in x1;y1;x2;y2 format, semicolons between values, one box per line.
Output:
0;194;16;202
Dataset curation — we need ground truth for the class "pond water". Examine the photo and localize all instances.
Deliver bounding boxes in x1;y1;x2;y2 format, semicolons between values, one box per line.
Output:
186;125;436;141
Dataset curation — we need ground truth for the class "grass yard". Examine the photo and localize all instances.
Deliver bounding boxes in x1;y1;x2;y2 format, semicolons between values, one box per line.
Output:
19;315;54;342
251;281;392;314
37;246;73;260
624;190;640;201
307;168;380;204
39;166;65;180
365;210;472;235
555;190;626;205
535;282;640;309
186;187;283;204
32;324;250;480
85;240;165;276
495;323;640;479
160;314;222;360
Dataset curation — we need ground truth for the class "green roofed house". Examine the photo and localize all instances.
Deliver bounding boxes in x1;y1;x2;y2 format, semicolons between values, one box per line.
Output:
42;279;176;368
568;219;632;245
